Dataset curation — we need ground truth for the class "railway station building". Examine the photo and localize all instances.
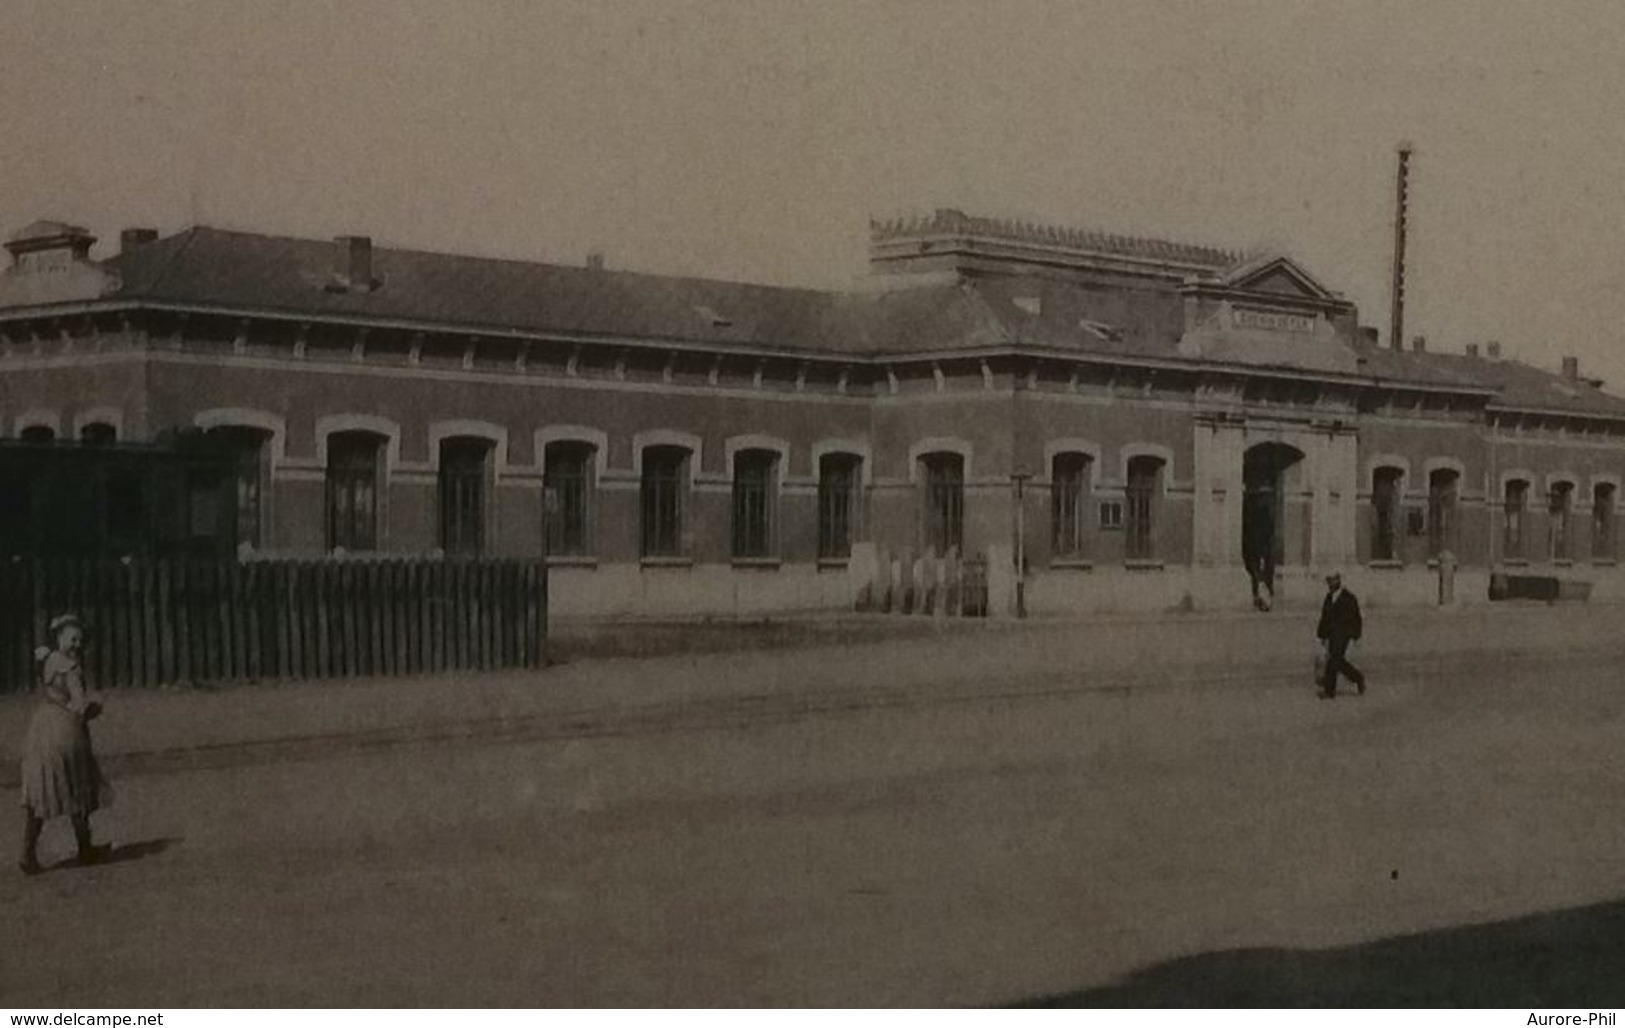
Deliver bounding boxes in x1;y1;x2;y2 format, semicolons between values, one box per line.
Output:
3;208;1623;616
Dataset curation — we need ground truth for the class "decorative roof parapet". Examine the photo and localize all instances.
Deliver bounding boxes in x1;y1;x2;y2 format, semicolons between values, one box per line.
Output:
869;207;1242;269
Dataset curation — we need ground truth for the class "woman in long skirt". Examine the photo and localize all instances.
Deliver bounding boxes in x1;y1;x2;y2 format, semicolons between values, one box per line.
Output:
18;613;110;875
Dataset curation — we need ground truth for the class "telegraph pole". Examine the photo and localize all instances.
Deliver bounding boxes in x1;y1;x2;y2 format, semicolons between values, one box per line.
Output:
1390;142;1414;351
1011;471;1030;618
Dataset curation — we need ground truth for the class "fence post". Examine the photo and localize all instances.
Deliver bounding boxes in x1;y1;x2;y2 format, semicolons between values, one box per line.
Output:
932;554;947;622
537;558;550;668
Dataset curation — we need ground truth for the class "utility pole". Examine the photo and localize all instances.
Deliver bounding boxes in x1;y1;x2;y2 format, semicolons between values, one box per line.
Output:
1011;471;1031;618
1390;141;1414;351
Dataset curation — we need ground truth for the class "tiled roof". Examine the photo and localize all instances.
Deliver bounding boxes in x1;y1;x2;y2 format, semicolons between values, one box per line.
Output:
964;275;1186;360
105;228;865;355
100;228;1095;361
1348;347;1500;392
78;226;1625;416
1406;350;1625;418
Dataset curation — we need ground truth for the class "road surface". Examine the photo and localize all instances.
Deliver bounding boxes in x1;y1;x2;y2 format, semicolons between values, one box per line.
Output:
3;636;1624;1006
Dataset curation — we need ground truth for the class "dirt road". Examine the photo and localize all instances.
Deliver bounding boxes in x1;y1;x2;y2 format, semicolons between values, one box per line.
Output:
3;622;1624;1006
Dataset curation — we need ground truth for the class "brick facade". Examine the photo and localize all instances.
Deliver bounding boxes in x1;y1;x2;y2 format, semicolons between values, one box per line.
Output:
5;212;1625;615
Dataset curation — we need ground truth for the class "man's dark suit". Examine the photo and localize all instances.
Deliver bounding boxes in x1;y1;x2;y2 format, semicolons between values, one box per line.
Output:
1316;586;1366;696
1241;498;1276;607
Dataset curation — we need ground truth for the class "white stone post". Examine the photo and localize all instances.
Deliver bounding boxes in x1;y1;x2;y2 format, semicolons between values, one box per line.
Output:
1192;420;1214;566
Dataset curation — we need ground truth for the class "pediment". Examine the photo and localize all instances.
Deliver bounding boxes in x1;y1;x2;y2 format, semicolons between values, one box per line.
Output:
1176;297;1359;374
1221;254;1338;301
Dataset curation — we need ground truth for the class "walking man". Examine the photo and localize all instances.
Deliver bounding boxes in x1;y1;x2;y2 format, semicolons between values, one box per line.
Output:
1316;571;1366;699
1242;494;1276;612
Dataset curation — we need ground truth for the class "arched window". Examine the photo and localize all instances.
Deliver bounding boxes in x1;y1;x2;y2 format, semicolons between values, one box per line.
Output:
79;422;116;446
640;445;690;558
731;449;779;558
1504;479;1529;560
918;452;964;556
1427;468;1460;558
1125;456;1165;561
439;436;492;557
19;425;55;444
1051;452;1093;559
1594;483;1616;561
1549;481;1575;561
543;440;596;557
817;452;861;559
326;431;385;552
1371;466;1404;562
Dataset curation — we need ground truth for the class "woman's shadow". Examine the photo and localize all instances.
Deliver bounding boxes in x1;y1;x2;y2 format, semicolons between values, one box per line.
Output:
39;837;182;873
99;837;181;865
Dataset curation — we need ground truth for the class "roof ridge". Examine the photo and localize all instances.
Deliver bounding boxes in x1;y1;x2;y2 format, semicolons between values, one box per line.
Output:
181;226;835;299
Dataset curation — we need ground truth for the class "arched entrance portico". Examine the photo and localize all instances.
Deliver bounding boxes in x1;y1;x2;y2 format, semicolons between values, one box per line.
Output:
1192;417;1360;602
1242;442;1306;606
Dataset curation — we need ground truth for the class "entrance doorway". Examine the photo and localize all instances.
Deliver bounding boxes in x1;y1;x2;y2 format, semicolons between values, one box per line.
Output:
1242;442;1305;608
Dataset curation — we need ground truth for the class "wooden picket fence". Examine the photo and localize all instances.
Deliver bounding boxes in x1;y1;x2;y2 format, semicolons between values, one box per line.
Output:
0;557;548;693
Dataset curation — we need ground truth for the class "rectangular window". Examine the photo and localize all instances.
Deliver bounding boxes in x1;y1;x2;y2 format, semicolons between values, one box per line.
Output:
640;446;687;558
1550;482;1574;561
543;441;594;557
326;432;382;552
235;449;263;549
1594;484;1615;561
817;453;859;559
1125;457;1162;561
731;450;777;558
1371;467;1402;561
920;453;964;556
1051;454;1091;559
207;426;269;551
1099;501;1123;530
1427;469;1459;559
1504;480;1528;560
438;437;490;557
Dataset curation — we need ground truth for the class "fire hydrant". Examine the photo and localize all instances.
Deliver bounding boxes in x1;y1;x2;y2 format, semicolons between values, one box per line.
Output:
1437;549;1457;606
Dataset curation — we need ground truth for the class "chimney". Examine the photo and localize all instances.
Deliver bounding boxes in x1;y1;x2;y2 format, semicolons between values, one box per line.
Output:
1562;356;1579;381
1465;343;1479;357
1486;340;1502;359
120;228;158;254
585;252;605;271
333;235;373;292
1410;334;1426;353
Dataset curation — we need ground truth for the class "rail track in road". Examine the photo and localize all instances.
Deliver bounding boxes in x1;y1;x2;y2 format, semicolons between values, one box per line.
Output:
1;642;1604;787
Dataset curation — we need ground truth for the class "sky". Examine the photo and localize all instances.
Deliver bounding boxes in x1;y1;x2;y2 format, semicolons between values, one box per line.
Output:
6;1;1625;382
